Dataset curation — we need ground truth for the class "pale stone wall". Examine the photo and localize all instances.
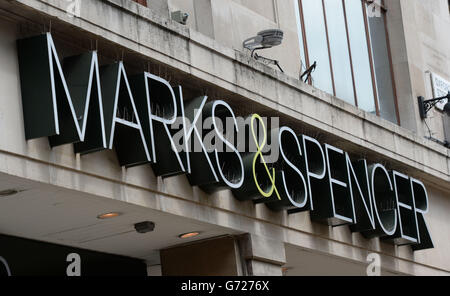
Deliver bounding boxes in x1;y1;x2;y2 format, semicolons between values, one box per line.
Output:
168;0;302;78
395;0;450;142
168;0;450;144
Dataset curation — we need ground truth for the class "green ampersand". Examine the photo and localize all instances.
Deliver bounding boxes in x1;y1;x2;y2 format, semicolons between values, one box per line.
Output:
251;114;281;200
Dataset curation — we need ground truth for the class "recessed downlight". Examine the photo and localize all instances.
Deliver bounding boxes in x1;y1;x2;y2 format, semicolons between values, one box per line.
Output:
178;231;201;239
97;212;121;219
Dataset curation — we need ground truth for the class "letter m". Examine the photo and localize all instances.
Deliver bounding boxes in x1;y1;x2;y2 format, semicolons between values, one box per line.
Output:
17;33;106;153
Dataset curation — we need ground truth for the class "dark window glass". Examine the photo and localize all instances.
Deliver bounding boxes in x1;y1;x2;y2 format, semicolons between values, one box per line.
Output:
367;5;397;123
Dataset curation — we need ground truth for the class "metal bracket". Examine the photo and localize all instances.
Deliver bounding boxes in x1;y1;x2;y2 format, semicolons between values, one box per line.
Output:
418;92;450;119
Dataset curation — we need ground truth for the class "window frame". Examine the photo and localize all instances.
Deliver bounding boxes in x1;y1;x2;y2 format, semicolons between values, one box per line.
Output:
297;0;400;124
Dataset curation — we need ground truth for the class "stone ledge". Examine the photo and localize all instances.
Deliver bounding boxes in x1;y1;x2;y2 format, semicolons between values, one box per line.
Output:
237;233;286;266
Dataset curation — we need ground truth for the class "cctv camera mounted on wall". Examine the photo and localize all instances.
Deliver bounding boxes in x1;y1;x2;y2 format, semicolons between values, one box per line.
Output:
243;29;284;72
171;10;189;25
243;29;284;56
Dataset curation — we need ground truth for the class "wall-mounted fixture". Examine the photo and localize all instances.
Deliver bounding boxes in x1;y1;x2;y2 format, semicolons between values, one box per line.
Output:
418;91;450;119
171;10;189;25
243;29;284;72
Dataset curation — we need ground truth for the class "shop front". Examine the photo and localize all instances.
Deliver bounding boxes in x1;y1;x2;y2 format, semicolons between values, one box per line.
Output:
0;0;448;276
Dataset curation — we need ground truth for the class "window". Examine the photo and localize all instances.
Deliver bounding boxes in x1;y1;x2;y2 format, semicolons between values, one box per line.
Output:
296;0;399;124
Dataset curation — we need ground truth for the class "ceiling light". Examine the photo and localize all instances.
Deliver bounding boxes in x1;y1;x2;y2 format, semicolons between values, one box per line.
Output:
97;212;121;219
178;231;201;239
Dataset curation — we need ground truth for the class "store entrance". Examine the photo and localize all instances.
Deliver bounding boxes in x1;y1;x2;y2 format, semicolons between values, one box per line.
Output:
0;234;147;276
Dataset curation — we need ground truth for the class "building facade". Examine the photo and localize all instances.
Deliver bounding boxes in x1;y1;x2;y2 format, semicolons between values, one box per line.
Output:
0;0;449;276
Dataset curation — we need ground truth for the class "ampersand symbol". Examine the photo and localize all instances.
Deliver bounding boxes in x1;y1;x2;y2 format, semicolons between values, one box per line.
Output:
251;114;281;200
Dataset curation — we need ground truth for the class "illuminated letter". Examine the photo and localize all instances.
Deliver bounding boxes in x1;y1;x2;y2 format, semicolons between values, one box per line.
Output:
388;171;418;245
362;164;397;238
302;135;326;211
209;100;244;189
130;73;188;176
101;62;151;167
410;178;434;250
346;156;375;232
17;33;106;152
269;127;308;212
183;96;220;186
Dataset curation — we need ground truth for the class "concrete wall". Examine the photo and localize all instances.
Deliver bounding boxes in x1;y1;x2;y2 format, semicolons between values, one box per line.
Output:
395;0;450;142
167;0;450;144
0;0;448;275
168;0;301;78
147;0;169;17
160;236;241;276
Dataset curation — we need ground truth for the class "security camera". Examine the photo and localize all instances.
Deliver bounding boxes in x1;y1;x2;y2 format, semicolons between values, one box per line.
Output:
134;221;155;234
243;29;284;51
242;29;285;72
171;11;189;25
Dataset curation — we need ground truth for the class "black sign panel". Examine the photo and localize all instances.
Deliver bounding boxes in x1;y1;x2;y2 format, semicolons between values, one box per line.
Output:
0;235;146;276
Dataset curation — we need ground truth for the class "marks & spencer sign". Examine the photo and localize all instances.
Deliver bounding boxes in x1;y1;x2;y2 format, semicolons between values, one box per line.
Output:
16;33;433;251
